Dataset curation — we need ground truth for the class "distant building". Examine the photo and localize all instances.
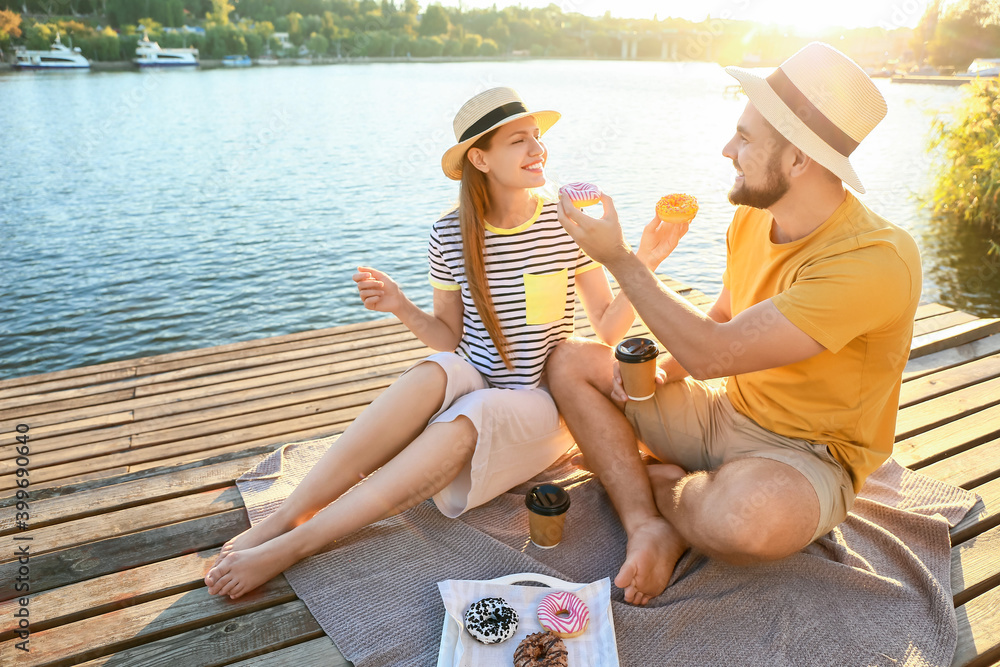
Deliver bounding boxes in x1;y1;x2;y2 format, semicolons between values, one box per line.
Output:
272;32;294;51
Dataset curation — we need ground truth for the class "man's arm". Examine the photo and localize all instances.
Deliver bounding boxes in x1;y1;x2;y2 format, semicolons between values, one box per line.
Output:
557;194;824;380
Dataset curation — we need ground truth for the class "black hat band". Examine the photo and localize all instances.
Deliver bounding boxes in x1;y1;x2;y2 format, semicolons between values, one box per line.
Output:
459;101;529;143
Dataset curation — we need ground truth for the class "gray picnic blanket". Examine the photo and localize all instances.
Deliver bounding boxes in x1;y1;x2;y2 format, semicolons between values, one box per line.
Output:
235;434;977;667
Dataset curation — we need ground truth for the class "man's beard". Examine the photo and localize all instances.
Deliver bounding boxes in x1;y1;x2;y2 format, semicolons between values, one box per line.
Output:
728;152;790;209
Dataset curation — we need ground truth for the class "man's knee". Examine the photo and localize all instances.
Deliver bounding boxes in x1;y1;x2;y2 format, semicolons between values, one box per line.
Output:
689;462;819;562
547;338;609;387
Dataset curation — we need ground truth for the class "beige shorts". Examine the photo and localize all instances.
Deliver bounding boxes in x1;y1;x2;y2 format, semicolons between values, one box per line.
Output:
624;378;855;542
409;352;575;519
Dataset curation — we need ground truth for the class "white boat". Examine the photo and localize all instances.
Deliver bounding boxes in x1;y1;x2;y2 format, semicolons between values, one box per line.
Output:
255;53;279;66
14;32;90;69
133;34;198;67
966;58;1000;77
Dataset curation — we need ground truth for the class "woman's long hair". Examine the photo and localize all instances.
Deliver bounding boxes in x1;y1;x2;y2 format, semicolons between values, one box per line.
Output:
459;130;513;370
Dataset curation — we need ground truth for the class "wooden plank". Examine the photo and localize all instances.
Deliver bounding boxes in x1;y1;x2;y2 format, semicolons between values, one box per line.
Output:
0;338;422;418
0;457;257;533
14;578;296;667
951;524;1000;607
915;303;954;320
0;509;248;602
919;437;1000;491
0;337;418;436
0;387;378;484
0;379;388;473
894;376;1000;440
126;429;340;472
899;353;1000;409
0;446;271;506
912;310;980;337
0;324;415;404
226;637;350;667
952;476;1000;545
952;585;1000;667
0;315;403;392
70;600;325;667
0;356;413;458
910;318;1000;360
0;487;243;561
0;548;230;636
894;404;1000;470
903;334;1000;383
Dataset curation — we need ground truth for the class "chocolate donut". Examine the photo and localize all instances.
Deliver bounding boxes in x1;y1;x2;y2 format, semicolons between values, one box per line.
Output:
513;631;568;667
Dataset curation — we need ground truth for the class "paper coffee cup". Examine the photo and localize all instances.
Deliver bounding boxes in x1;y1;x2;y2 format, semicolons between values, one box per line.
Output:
615;337;659;401
525;483;571;548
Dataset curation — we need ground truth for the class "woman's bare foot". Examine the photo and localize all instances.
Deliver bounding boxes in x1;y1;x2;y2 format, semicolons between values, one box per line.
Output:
209;512;294;572
614;516;689;605
204;537;302;599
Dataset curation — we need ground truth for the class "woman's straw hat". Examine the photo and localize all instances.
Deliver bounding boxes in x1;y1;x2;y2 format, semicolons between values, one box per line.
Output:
725;42;887;193
441;87;560;180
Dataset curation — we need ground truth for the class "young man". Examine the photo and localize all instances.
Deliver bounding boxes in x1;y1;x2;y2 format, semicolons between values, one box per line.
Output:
550;42;922;606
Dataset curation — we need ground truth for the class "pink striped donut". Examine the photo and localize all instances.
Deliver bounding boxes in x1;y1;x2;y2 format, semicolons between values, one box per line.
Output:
537;591;590;639
559;181;601;208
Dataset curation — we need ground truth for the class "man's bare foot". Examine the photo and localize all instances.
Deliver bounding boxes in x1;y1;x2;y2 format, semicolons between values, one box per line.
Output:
208;512;294;572
204;537;301;599
614;516;689;605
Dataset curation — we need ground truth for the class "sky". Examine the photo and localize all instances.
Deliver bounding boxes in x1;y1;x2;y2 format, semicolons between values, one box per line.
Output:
437;0;933;32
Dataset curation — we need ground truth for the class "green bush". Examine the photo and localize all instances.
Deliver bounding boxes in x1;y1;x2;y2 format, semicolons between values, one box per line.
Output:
412;35;443;57
462;33;481;56
928;78;1000;252
477;37;498;56
443;37;462;57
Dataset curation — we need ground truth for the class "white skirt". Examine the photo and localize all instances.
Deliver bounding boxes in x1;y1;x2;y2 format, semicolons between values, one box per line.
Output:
408;352;575;518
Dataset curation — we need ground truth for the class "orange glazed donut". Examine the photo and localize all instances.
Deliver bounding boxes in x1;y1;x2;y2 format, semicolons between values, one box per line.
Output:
537;591;590;639
559;181;602;208
655;193;698;223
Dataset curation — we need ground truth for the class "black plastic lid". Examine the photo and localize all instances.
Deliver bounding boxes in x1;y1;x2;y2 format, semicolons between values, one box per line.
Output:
525;483;571;516
615;337;659;363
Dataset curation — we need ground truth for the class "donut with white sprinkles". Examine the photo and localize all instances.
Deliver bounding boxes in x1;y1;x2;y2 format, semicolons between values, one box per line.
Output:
464;597;519;644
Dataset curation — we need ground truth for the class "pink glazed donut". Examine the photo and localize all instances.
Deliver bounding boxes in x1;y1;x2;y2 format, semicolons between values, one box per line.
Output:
559;181;601;208
537;591;590;639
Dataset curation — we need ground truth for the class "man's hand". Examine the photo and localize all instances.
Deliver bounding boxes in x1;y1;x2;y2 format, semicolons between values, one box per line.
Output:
557;191;633;268
611;359;668;403
354;266;404;314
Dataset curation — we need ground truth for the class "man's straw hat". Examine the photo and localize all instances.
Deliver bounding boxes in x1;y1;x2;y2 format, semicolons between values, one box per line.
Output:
441;87;560;180
725;42;887;193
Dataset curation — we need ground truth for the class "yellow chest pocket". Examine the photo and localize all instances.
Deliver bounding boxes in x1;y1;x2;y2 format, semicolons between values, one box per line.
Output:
524;268;569;325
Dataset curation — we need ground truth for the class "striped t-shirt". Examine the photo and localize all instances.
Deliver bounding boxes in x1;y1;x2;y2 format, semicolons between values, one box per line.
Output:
428;198;602;389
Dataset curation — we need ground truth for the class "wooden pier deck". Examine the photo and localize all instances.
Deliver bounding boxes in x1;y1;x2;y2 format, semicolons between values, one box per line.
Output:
1;276;1000;666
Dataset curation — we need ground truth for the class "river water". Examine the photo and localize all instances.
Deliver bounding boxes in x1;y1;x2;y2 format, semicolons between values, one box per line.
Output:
1;59;996;380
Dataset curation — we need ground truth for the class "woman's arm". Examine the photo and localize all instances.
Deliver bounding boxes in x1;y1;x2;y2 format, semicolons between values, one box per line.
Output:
576;216;690;345
354;266;464;350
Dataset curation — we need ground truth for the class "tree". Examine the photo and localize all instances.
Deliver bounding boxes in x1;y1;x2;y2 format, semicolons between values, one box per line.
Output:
208;0;234;25
419;3;448;36
0;9;22;45
306;31;328;54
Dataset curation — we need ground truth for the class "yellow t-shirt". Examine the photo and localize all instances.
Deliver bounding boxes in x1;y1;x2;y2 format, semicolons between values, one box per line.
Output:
722;192;922;492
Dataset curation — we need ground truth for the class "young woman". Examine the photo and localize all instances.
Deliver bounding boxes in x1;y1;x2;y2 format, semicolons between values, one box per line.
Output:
205;87;685;599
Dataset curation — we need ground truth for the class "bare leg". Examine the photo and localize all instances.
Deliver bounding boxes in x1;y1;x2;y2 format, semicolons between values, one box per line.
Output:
649;458;820;563
208;361;453;570
547;339;688;606
206;416;478;598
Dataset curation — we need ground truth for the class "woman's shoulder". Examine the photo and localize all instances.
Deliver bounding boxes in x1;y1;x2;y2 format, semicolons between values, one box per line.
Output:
431;208;462;236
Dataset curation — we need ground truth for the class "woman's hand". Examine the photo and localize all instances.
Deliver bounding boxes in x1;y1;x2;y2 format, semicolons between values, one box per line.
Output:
354;266;404;313
635;216;690;272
